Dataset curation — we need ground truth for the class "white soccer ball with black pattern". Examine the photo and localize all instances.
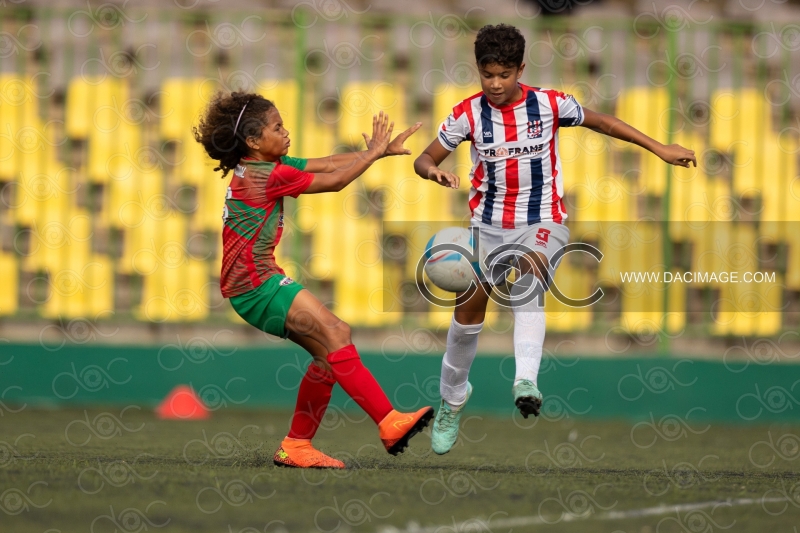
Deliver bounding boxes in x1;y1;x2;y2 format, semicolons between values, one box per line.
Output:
422;227;482;293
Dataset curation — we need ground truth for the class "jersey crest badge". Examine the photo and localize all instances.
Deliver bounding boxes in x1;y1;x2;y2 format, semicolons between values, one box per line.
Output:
527;120;542;139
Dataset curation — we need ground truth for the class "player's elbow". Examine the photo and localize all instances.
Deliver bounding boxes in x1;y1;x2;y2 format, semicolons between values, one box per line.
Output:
413;154;429;179
331;175;349;192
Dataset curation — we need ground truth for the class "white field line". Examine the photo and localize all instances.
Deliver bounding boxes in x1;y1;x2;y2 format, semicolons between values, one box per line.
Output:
377;496;789;533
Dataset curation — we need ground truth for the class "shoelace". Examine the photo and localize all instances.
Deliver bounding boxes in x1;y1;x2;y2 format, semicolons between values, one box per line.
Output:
437;405;459;431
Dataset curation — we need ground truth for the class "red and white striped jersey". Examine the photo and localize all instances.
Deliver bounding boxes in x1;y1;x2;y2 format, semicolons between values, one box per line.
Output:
437;83;584;229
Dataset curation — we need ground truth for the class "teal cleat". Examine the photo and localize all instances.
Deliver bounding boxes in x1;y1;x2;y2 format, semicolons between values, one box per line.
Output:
431;382;473;455
513;380;542;419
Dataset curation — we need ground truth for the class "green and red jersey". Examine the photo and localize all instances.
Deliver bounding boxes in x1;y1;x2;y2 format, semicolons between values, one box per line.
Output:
220;156;313;298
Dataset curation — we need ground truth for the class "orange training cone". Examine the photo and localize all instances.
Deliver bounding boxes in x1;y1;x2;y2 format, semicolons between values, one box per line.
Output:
155;385;210;420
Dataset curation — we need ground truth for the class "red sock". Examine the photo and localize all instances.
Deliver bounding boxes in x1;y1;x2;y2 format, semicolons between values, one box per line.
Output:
326;344;393;424
287;363;336;440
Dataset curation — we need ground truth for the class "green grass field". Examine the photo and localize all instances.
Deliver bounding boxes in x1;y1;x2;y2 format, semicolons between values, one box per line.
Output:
1;406;799;532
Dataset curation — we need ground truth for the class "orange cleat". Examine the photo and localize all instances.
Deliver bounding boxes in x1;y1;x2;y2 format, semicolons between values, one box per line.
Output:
378;407;434;456
272;438;345;469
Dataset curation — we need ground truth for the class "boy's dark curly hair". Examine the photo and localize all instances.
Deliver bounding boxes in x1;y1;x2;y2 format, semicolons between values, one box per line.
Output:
474;24;526;69
193;91;275;177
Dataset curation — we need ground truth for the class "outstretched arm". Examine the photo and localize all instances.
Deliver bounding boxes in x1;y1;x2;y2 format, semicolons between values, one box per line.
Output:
581;108;697;168
303;114;422;173
303;112;419;194
303;151;376;173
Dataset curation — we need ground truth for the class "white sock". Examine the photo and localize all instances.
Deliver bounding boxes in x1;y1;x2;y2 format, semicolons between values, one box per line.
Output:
512;273;546;386
440;316;483;408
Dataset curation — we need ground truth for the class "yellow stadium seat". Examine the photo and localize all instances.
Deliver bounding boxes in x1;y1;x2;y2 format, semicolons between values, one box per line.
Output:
615;88;669;196
296;119;335;239
709;89;771;198
22;185;77;274
708;224;763;337
134;215;209;322
72;78;131;183
710;282;735;336
330;217;398;326
65;78;91;138
40;211;113;319
181;259;210;321
559;127;589;199
89;121;141;185
308;192;345;281
106;153;139;230
136;260;167;322
619;222;663;329
158;79;217;186
709;89;771;151
666;277;686;334
0;75;66;204
334;217;365;323
761;134;798;242
668;131;707;241
84;255;114;317
156;253;186;321
0;253;18;315
597;175;635;222
337;82;406;147
160;78;209;141
380;262;405;314
159;78;188;140
755;273;782;336
65;78;127;139
259;80;299;142
13;156;65;228
545;259;592;332
730;282;756;337
117;167;167;274
595;224;625;285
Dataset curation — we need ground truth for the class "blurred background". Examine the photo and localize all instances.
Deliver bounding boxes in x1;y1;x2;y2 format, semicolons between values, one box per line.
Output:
1;0;800;359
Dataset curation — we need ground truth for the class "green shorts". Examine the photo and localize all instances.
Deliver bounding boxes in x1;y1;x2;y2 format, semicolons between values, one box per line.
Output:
229;275;304;339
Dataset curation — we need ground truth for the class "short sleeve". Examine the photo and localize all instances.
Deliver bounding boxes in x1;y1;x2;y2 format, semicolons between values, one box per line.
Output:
437;107;472;151
267;163;314;199
279;155;308;171
556;93;584;127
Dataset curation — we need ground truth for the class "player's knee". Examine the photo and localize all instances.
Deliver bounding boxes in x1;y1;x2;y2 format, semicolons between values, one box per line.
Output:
324;320;352;350
519;252;549;278
454;310;485;325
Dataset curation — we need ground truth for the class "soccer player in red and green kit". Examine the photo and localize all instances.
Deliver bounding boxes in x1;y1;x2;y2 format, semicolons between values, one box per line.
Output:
194;92;433;468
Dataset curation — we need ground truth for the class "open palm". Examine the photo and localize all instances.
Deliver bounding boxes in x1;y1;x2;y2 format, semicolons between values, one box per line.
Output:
363;115;422;157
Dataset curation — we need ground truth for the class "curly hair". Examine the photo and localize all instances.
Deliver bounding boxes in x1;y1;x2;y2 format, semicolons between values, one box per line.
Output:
474;24;526;69
192;91;275;177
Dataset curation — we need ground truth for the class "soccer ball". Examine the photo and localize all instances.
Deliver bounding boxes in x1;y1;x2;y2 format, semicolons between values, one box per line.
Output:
422;227;481;292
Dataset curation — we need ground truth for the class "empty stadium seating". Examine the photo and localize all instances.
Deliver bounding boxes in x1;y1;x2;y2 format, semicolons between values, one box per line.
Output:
0;70;796;337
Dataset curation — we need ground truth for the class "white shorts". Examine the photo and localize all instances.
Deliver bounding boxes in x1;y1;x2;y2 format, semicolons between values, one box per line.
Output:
472;218;570;289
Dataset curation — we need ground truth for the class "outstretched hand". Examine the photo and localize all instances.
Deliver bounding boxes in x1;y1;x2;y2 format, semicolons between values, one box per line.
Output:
362;112;422;157
383;122;422;156
362;111;394;158
658;143;697;168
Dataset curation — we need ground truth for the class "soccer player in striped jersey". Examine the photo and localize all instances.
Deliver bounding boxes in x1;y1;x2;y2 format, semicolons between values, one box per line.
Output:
414;24;697;454
194;92;430;468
